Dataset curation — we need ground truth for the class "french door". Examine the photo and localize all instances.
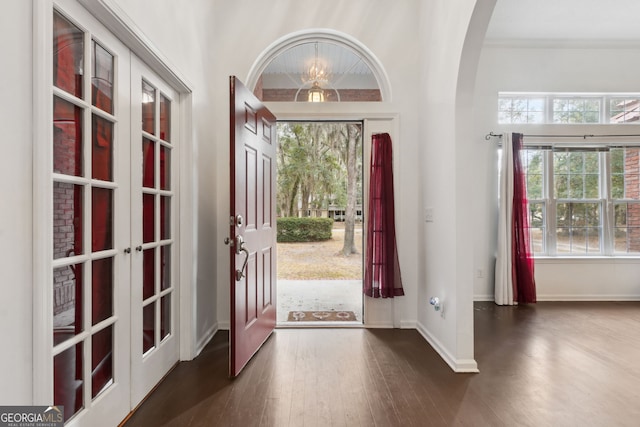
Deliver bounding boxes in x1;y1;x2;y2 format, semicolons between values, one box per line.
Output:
49;2;178;424
51;4;131;425
130;56;179;405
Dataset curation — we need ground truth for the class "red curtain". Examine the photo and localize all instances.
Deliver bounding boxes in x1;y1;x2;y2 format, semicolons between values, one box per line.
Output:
364;133;404;298
511;133;537;303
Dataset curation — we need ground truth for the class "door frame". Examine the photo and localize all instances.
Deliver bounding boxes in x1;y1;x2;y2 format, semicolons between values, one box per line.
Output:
265;103;401;328
274;119;367;327
32;0;195;413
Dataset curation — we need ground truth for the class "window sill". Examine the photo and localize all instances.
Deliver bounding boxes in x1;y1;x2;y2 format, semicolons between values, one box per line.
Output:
534;256;640;264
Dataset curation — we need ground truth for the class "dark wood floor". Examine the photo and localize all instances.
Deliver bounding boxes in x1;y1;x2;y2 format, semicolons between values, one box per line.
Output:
122;302;640;427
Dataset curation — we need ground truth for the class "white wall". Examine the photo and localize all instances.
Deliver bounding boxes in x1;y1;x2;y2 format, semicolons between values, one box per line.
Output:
473;44;640;301
210;0;422;330
0;0;34;404
416;0;496;372
0;1;506;407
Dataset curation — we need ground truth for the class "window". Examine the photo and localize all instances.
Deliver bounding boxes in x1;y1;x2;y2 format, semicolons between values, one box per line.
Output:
498;96;545;124
522;146;640;256
552;97;601;124
499;93;640;124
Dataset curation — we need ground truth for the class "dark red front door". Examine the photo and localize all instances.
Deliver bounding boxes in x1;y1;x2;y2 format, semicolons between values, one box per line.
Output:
229;76;277;377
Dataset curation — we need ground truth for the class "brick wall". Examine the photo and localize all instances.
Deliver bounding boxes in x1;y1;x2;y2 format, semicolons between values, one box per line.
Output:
625;150;640;251
261;88;381;102
53;117;82;315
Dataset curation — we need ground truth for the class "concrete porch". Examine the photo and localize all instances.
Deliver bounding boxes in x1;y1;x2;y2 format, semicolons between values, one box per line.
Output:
276;279;363;326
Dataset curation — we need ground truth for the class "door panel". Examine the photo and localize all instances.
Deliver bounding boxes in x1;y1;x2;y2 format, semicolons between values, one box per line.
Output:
131;56;179;404
229;76;277;377
51;2;130;425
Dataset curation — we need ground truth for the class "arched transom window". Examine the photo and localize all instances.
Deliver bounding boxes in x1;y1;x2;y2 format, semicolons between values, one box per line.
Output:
251;33;388;103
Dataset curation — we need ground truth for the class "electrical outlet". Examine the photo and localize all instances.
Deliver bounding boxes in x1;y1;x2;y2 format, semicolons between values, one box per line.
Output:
476;268;484;278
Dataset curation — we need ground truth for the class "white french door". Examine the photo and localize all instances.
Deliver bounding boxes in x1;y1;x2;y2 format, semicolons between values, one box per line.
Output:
47;1;179;424
130;56;180;405
51;2;131;425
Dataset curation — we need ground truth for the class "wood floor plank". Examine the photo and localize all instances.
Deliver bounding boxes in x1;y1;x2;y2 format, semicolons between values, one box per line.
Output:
122;301;640;427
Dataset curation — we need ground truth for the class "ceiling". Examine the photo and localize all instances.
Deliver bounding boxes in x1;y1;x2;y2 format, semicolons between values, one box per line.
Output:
485;0;640;42
260;1;640;98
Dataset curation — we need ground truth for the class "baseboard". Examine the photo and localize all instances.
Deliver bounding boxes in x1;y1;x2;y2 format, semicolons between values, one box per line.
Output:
195;322;218;357
416;321;479;373
400;320;416;329
536;294;640;301
218;321;230;330
475;294;640;302
364;320;394;328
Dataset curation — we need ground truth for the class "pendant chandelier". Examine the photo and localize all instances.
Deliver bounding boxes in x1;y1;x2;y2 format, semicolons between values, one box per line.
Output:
307;42;325;102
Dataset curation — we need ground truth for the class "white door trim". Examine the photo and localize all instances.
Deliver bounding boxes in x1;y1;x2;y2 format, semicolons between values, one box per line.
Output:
268;105;401;328
32;0;55;405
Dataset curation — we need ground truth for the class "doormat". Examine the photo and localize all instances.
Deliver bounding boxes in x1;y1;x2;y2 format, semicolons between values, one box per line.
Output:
287;310;357;322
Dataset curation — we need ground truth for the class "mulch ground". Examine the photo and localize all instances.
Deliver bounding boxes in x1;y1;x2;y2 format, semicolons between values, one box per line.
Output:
277;224;363;280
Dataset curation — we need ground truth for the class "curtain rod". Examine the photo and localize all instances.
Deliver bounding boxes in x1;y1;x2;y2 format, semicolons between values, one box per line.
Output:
485;131;640;141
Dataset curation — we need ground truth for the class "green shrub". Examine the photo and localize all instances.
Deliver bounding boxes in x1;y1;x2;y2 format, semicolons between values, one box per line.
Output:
277;217;333;242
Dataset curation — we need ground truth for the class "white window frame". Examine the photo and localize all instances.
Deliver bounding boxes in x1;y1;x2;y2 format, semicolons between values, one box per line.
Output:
522;145;640;258
499;92;640;125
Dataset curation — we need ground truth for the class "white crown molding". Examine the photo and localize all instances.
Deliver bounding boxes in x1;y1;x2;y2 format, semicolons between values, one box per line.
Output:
483;38;640;50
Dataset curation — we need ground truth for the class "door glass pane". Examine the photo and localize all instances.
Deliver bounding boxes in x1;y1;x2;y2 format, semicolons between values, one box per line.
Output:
142;138;155;188
160;146;170;190
91;325;113;398
92;187;113;252
53;11;83;98
143;248;155;300
92;41;114;114
142;80;155;135
160;94;170;142
143;303;155;354
161;196;170;240
92;115;113;181
54;342;83;422
143;193;155;243
54;96;83;177
53;263;83;346
92;257;113;325
161;245;170;291
161;295;170;340
53;182;83;259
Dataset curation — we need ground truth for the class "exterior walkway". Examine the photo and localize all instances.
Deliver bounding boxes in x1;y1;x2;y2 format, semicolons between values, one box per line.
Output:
276;279;363;325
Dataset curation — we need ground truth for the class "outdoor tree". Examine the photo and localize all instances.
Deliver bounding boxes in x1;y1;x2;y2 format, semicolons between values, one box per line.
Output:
277;123;342;217
339;123;361;256
277;122;362;256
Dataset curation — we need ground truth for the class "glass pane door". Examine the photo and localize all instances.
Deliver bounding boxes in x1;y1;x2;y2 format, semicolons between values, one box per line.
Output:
130;56;178;405
51;6;130;425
